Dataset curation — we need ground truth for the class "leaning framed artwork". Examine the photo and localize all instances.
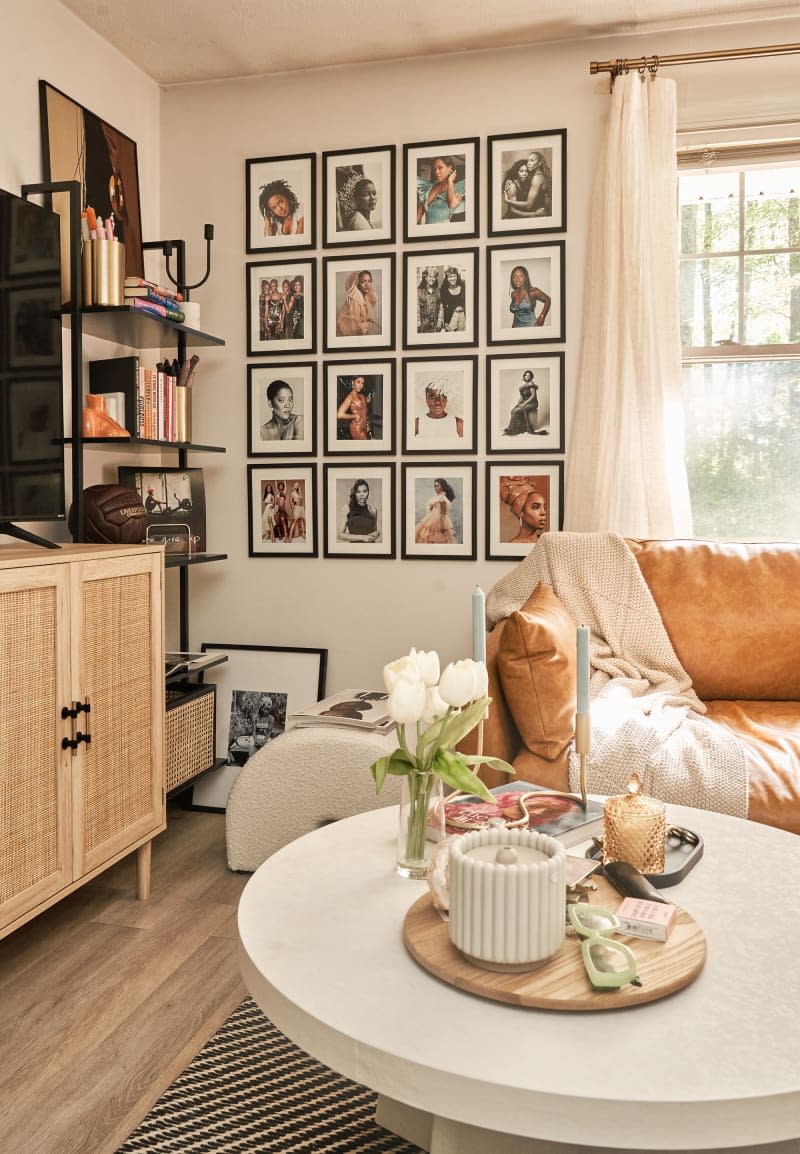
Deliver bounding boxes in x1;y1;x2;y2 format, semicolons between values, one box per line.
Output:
487;241;565;345
401;462;476;561
245;153;315;252
118;466;207;554
403;249;478;349
402;357;477;455
323;253;395;354
485;461;564;561
247;362;316;457
323;463;396;559
403;138;479;242
191;642;327;810
486;352;565;454
488;129;567;236
246;259;316;356
247;463;317;557
323;359;395;455
322;145;395;247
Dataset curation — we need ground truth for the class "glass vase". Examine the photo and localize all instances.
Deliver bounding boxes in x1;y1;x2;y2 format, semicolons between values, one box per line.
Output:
397;771;445;879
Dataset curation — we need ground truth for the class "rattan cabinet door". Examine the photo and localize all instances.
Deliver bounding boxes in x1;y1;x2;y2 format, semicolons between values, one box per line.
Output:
0;564;72;930
71;552;165;879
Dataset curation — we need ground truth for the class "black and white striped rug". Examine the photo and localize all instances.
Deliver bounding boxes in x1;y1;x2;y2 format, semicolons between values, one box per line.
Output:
117;996;423;1152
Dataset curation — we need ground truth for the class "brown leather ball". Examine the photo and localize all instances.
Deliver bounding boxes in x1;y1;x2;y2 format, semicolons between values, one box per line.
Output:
69;484;148;544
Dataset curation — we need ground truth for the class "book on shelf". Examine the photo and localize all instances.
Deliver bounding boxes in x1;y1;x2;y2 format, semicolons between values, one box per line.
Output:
165;650;227;678
433;781;605;848
124;286;187;311
88;355;178;442
124;276;184;302
128;296;186;324
289;689;395;733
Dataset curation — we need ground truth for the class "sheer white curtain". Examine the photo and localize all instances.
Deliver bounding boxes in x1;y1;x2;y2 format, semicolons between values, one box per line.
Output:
564;72;693;537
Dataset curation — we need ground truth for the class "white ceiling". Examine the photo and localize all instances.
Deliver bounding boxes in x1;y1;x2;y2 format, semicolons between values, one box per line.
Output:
58;0;799;87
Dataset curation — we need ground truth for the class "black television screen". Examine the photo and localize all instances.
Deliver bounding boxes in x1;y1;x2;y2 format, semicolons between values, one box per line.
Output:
0;186;65;529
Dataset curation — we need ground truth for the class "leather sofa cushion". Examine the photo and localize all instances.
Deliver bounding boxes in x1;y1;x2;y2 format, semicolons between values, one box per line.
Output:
496;582;576;761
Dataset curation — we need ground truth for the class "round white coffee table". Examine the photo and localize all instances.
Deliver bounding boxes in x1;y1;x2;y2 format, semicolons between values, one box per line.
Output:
238;804;800;1153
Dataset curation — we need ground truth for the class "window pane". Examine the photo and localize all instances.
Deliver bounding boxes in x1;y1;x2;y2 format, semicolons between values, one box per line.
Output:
683;359;800;540
679;257;738;346
679;173;739;254
743;254;800;344
744;170;800;250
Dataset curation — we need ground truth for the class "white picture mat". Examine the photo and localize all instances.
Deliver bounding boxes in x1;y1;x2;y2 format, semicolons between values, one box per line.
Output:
249;363;315;455
403;465;475;559
247;156;313;251
247;260;315;355
324;255;394;351
324;464;394;556
324;360;394;454
404;139;478;241
489;131;565;234
488;244;564;344
487;353;564;453
486;462;563;560
324;148;394;244
403;358;476;452
403;250;477;348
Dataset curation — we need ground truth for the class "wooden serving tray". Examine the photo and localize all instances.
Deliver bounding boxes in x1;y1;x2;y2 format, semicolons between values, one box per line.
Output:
403;875;706;1011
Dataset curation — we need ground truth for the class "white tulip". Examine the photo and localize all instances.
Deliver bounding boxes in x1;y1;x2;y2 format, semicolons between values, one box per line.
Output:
383;652;423;692
409;647;441;687
422;684;449;723
387;678;427;724
438;660;479;708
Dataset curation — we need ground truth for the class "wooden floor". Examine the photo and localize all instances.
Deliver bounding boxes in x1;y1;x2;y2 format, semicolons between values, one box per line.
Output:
0;802;249;1154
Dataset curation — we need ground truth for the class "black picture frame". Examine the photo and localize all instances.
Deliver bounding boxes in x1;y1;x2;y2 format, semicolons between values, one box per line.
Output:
247;463;318;557
323;462;396;559
323;253;395;354
484;460;564;561
401;356;477;455
322;145;396;248
487;241;566;345
247;362;317;457
245;153;315;253
323;359;395;455
401;462;477;561
403;138;480;242
402;248;479;350
118;466;207;554
486;352;565;454
488;129;567;236
246;258;316;356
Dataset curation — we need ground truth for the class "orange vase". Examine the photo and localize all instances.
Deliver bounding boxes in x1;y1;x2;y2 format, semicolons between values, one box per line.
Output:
82;394;131;438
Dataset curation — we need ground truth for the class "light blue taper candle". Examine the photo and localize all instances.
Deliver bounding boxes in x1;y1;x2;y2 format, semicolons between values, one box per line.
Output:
576;625;590;715
473;586;486;664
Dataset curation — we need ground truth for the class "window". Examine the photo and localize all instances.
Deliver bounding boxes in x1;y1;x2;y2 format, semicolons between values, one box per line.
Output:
678;149;800;541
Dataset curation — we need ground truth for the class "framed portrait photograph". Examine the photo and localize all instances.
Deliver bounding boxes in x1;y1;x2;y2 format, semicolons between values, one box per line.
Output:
247;463;317;557
401;463;476;561
403;249;478;349
117;466;207;554
245;153;315;252
323;463;396;559
191;642;327;810
486;352;565;454
402;357;477;455
323;359;395;455
403;138;479;242
323;253;395;353
485;461;564;561
322;145;395;247
246;259;316;356
488;129;567;236
487;242;565;345
247;362;316;457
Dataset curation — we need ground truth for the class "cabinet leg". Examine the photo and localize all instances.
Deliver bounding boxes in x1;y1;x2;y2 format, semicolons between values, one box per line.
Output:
136;839;152;900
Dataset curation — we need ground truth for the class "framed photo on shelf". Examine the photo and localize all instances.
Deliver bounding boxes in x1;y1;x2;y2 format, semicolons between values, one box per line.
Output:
246;259;316;356
488;129;567;236
486;352;565;454
247;463;317;557
403;138;479;242
487;241;565;345
247;362;316;457
323;253;395;354
323;462;396;559
323;359;395;455
402;357;477;455
118;466;207;554
245;153;315;252
401;462;476;561
191;641;327;811
485;460;564;561
322;145;395;247
403;249;478;349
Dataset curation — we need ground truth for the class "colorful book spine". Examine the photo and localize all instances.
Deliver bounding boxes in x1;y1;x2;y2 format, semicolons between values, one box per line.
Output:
128;297;186;324
125;287;187;312
124;276;184;302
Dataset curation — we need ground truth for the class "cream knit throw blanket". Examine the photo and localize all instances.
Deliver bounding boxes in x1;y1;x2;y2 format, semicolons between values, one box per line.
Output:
486;532;749;818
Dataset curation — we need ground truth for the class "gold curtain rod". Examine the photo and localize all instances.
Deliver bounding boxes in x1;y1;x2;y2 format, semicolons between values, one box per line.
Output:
590;42;800;76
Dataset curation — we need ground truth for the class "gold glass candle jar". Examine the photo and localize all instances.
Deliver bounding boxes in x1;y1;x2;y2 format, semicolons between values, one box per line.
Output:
603;772;666;873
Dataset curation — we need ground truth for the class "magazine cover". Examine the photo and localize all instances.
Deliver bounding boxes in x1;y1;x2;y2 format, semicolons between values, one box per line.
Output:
290;688;393;731
436;782;604;847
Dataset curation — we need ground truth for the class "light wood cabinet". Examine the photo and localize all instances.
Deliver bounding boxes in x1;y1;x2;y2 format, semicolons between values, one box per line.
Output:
0;543;165;940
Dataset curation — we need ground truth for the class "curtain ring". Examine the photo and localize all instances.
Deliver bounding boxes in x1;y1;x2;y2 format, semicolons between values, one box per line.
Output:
648;55;660;77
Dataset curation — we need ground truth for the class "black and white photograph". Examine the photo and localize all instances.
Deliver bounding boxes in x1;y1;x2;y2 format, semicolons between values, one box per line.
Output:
323;360;395;454
488;129;566;236
401;462;476;560
322;145;395;247
403;138;479;242
486;352;565;454
487;242;565;345
225;689;288;767
247;362;316;456
247;463;317;557
323;253;395;353
246;259;316;355
485;461;564;561
323;463;395;558
403;249;478;349
245;153;315;252
118;466;207;554
402;357;477;454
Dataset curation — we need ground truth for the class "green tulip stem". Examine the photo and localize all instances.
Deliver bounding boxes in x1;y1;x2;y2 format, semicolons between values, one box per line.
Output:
403;769;434;866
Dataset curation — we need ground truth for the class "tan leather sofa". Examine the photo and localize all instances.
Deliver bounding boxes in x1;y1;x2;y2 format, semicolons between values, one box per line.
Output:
469;539;800;836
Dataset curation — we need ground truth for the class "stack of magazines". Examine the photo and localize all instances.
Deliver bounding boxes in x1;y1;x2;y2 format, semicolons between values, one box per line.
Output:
434;782;605;847
289;689;395;734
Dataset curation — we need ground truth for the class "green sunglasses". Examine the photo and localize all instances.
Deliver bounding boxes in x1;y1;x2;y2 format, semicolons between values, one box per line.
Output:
568;903;642;991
